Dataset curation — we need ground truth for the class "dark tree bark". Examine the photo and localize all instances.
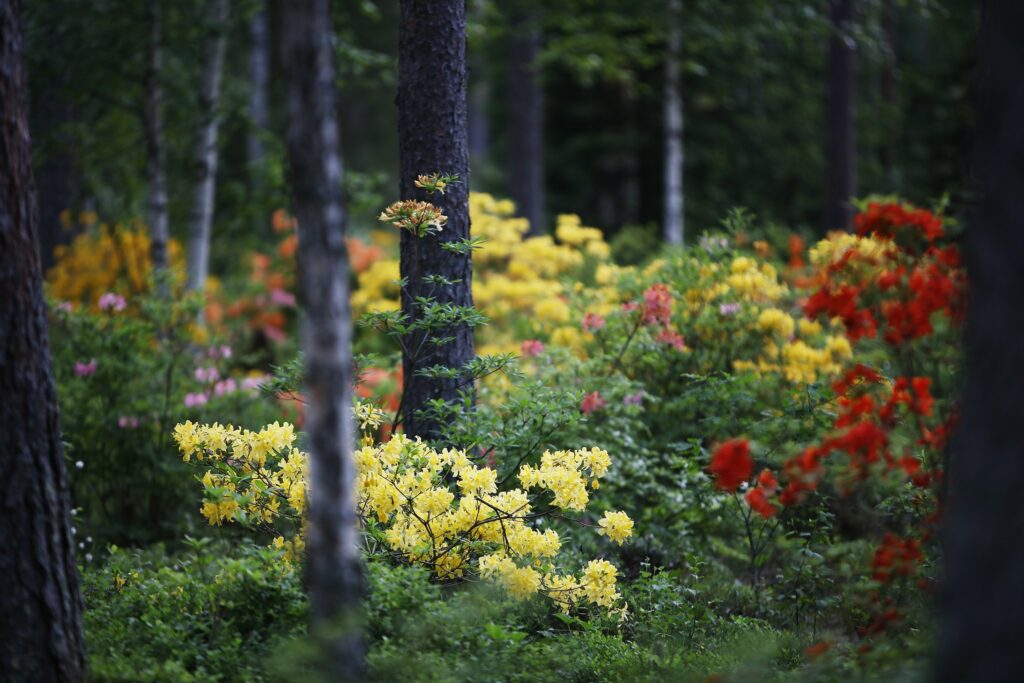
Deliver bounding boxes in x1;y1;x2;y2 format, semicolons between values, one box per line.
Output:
824;0;856;232
282;0;365;677
32;95;75;272
186;0;230;292
505;8;545;235
397;0;475;441
247;1;270;196
934;4;1024;682
662;0;684;246
144;0;170;292
0;1;86;680
880;0;899;188
468;69;490;165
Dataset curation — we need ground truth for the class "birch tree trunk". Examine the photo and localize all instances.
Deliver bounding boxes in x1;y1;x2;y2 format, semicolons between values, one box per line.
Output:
934;3;1024;681
397;0;474;441
663;0;684;246
144;0;170;294
824;0;856;232
506;9;545;235
186;0;230;292
0;1;86;679
282;0;365;677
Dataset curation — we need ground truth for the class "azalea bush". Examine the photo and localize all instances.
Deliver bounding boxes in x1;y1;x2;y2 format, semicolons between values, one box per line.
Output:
173;405;635;614
49;291;290;547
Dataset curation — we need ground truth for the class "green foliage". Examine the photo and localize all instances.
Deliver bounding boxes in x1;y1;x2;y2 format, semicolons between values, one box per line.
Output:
49;294;287;547
83;540;307;683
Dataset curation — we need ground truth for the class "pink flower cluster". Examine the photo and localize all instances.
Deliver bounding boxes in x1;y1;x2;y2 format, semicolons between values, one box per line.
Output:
75;359;98;377
195;366;221;383
207;345;233;360
98;292;127;312
582;312;606;332
117;416;140;429
184;392;208;408
520;339;545;357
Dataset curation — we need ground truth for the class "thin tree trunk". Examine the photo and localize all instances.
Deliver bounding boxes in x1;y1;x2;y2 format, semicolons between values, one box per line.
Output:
397;0;474;441
282;0;364;677
247;1;269;196
934;3;1024;682
505;9;544;234
144;0;170;295
186;0;230;292
880;0;899;188
0;1;86;679
468;68;490;166
663;0;684;246
824;0;856;232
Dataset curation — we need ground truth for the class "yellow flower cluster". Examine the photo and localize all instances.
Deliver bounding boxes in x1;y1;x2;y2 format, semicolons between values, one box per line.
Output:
349;193;620;356
47;222;184;307
172;420;307;539
470;195;615;355
808;231;893;267
351;259;401;314
174;411;633;612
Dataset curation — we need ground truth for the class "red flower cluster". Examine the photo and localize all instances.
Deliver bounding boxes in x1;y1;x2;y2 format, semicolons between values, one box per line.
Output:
580;391;607;414
855;201;943;242
708;439;753;492
871;533;922;583
745;468;779;518
804;284;877;341
805;202;965;348
641;283;673;327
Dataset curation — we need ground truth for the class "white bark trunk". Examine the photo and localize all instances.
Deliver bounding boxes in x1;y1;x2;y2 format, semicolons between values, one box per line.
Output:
186;0;230;292
663;0;685;247
145;0;170;294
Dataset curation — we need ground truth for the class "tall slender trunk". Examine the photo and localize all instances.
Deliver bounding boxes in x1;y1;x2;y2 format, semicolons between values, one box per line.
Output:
505;9;544;234
663;0;684;246
144;0;170;294
32;89;76;272
397;0;474;441
468;68;490;166
247;2;269;195
186;0;230;292
824;0;856;232
282;0;364;677
0;1;86;680
880;0;899;188
934;3;1024;682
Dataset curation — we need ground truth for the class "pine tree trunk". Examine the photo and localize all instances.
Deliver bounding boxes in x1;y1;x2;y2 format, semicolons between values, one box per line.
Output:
934;3;1024;681
0;1;86;679
144;0;170;293
282;0;365;677
247;2;269;196
186;0;230;292
505;9;544;234
663;0;684;246
397;0;474;441
824;0;856;232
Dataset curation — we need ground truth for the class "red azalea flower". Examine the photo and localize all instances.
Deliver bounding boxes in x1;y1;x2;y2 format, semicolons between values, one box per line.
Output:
580;391;607;414
640;283;673;327
746;486;777;518
709;439;753;492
